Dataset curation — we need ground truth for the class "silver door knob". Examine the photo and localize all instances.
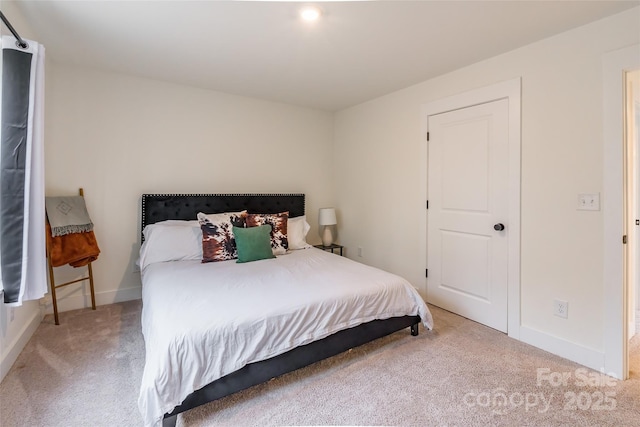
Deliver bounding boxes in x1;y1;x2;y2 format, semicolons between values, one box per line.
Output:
494;223;505;231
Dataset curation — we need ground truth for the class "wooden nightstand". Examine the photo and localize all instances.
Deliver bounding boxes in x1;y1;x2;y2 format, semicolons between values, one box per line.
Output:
313;243;344;256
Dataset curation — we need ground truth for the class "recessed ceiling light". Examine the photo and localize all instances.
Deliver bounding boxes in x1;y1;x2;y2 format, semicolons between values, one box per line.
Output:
300;6;321;22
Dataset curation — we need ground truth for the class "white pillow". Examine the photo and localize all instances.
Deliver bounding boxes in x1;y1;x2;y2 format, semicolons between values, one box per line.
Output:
288;215;311;250
138;220;202;270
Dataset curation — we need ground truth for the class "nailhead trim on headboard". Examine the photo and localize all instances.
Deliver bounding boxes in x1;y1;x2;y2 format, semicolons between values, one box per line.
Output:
140;193;305;241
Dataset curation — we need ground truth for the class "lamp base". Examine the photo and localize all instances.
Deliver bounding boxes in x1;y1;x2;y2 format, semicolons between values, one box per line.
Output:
321;226;334;247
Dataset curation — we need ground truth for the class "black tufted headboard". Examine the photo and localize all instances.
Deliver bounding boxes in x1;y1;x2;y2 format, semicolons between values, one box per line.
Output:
141;193;305;240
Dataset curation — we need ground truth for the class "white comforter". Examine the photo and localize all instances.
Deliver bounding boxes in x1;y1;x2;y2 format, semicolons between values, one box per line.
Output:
139;248;432;427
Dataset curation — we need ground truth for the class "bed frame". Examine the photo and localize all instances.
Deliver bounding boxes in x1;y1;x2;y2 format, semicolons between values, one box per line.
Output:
140;193;421;427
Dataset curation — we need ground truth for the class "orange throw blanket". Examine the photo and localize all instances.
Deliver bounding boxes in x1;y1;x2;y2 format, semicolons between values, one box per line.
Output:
46;223;100;267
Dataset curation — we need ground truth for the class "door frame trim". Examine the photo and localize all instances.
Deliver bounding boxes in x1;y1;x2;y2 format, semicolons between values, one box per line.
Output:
420;78;521;338
603;44;640;380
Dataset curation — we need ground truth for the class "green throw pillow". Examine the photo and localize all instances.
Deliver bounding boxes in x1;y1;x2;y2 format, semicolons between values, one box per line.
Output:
233;225;276;263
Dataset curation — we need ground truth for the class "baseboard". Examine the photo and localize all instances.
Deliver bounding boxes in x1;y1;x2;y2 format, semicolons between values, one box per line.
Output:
0;305;43;383
519;326;606;373
40;286;142;315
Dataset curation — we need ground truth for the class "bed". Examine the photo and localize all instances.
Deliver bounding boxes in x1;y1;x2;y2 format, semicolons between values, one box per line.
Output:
138;193;433;427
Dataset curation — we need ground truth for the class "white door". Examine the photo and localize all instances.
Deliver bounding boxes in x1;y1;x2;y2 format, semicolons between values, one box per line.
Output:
427;99;509;332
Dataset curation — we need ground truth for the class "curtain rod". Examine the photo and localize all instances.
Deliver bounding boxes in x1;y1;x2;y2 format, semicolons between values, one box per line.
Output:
0;11;28;49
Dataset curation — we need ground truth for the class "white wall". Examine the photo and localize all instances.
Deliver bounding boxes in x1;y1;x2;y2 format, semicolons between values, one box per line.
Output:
1;2;334;379
0;1;46;383
334;8;640;367
3;1;638;382
43;63;334;313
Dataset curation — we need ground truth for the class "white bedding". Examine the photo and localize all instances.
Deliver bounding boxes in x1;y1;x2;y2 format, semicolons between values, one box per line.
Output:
138;248;433;427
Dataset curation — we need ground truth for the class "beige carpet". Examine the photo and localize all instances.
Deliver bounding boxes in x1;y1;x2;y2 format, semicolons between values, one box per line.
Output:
1;300;639;426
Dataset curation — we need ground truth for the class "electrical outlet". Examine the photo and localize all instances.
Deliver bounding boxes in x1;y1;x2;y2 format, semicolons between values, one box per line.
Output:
357;246;363;257
554;299;568;319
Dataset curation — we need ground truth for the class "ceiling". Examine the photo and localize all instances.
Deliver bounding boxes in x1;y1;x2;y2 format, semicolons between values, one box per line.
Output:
8;1;640;111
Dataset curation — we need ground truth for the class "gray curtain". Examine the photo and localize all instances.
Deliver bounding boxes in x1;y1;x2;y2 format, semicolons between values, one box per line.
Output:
1;36;46;305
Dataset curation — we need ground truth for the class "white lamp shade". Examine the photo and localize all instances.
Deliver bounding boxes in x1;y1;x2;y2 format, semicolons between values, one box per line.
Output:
318;208;337;226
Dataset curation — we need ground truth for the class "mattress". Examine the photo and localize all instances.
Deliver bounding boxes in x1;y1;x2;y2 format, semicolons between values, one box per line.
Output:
138;248;432;427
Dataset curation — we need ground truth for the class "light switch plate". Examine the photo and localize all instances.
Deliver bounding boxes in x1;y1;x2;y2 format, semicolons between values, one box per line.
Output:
577;193;600;211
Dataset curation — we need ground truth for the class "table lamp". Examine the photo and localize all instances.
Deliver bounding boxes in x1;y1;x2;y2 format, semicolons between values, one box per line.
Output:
318;208;337;247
